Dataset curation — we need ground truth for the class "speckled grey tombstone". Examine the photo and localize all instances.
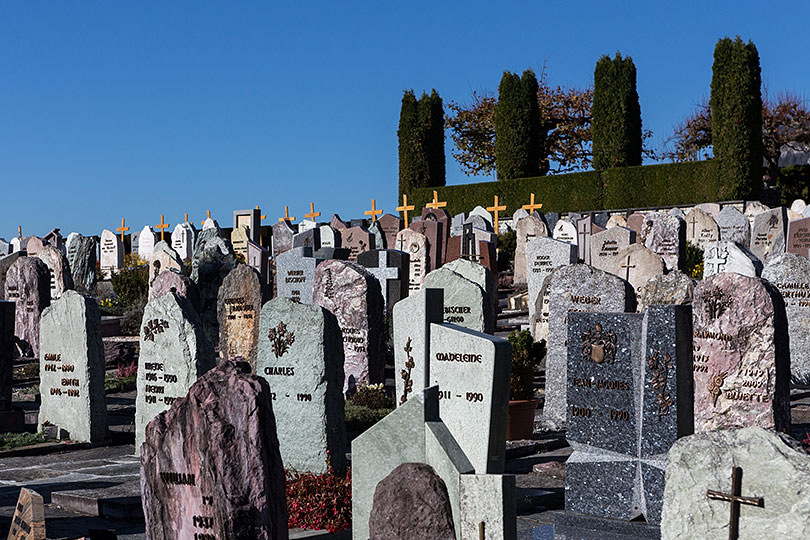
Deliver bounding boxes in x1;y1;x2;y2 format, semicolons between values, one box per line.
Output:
526;237;578;340
565;305;693;525
5;256;50;358
134;292;216;455
217;264;263;370
543;264;633;429
275;246;323;305
441;257;495;332
636;271;696;313
37;244;74;301
258;297;347;475
191;227;237;346
763;252;810;384
642;212;685;271
662;427;810;540
717;206;751;247
65;233;97;291
423;266;489;333
38;291;108;443
271;220;296;258
514;214;548;286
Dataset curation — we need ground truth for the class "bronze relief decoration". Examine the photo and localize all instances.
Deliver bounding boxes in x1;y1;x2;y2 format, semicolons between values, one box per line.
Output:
707;371;728;407
269;321;296;359
581;323;617;364
647;351;673;419
702;287;732;320
399;337;415;405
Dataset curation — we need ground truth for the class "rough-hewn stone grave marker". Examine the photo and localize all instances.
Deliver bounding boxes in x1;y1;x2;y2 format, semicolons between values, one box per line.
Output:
643;212;685;271
396;228;429;293
271;219;296;258
685;208;719;250
217;264;262;370
608;244;664;296
702;240;760;278
750;207;787;263
423;266;490;333
717;206;751;247
37;245;73;301
5;257;50;358
66;233;96;291
171;221;196;261
514;213;548;286
191;228;237;346
6;487;45;540
590;226;635;273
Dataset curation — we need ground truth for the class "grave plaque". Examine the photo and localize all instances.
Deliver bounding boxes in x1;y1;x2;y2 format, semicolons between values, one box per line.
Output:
526;238;578;340
787;216;810;256
702;241;760;278
552;220;577;246
171;222;196;261
685;208;720;250
6;488;45;540
38;290;107;443
5;257;50;358
642;212;685;271
692;273;790;433
608;244;664;296
37;245;74;301
395;228;429;292
717;206;751;247
514;214;548;286
750;207;787;263
275;246;322;305
590;226;635;273
312;260;384;394
424;267;490;333
135;292;216;454
258;297;347;474
217;264;263;370
141;360;287;540
763;252;810;384
65;234;96;291
357;249;409;312
137;225;156;260
99;229;123;279
544;264;632;428
271;220;296;258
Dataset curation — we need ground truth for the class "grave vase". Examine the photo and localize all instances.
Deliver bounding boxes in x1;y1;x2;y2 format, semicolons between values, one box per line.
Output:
507;399;538;440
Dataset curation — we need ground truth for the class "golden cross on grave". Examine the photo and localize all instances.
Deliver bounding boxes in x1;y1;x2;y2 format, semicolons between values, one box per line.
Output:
522;192;543;213
396;194;415;228
116;218;130;242
425;190;447;210
17;226;21;239
305;202;321;220
184;213;189;223
706;466;764;540
279;206;296;223
155;215;170;241
486;195;507;235
200;210;211;226
256;206;267;246
620;253;636;281
364;199;383;222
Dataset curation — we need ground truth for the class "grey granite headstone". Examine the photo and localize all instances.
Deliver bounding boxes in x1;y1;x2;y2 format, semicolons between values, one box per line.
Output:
395;228;429;293
313;246;350;260
468;205;493;228
134;292;216;454
423;267;489;333
526;238;578;340
38;290;108;443
217;264;263;370
514;214;548;286
5;257;50;358
99;229;123;279
271;220;296;258
451;213;466;237
148;241;183;291
393;288;444;406
292;227;321;251
565;305;693;524
191;228;237;346
608;244;664;298
744;201;771;231
37;245;74;301
791;199;807;214
637;271;696;313
695;202;720;217
275;246;323;305
702;241;760;278
464;214;492;233
368;220;386;250
258;297;347;474
0;252;22;297
544;264;633;428
443;258;495;328
684;208;719;250
312;259;384;394
512;208;529;224
545;211;560;233
750;207;787;263
643;212;685;271
330;214;349;230
65;233;96;291
669;207;686;219
357;249;409;312
763;252;810;384
0;239;9;256
717;206;751;247
590;226;635;273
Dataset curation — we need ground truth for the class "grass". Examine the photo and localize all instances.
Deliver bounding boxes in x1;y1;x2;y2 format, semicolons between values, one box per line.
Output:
0;431;48;451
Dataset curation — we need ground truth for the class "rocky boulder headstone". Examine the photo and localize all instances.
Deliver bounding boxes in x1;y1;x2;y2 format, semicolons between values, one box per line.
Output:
636;271;696;313
702;241;760;278
271;220;296;258
526;238;578;340
750;207;787;263
608;244;665;297
38;290;107;443
191;228;237;346
684;208;720;250
5;257;50;358
140;360;288;540
6;487;45;540
643;212;685;271
423;266;490;333
217;264;263;370
590;226;635;273
395;228;429;293
148;270;201;314
717;206;751;247
148;241;183;289
171;222;196;261
275;246;322;305
37;245;74;301
65;233;96;291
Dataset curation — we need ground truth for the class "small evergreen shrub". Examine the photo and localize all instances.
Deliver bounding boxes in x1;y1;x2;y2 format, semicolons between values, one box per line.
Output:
508;330;545;401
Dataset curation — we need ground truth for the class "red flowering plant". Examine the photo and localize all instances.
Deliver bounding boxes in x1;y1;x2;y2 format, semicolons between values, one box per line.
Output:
286;452;351;532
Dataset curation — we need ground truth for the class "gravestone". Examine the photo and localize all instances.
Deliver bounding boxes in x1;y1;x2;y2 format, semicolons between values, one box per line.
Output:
695;202;720;217
140;360;287;540
246;240;271;296
423;267;490;333
0;253;22;297
395;228;429;292
544;264;633;428
702;241;760;278
565;305;693;524
763;252;810;384
0;238;9;256
576;215;604;265
464;214;491;233
319;225;340;249
606;214;627;228
804;205;810;219
292;227;321;251
135;292;216;454
526;237;578;340
787;215;810;257
313;246;350;260
669;207;686;219
6;488;45;540
367;220;385;250
191;229;237;346
148;241;183;289
99;229;123;279
232;207;262;243
275;246;322;305
684;208;720;249
131;230;140;254
230;224;250;260
37;245;74;301
788;208;803;221
429;324;511;474
171;222;196;261
202;217;218;230
745;201;772;230
662;427;810;540
608;244;665;297
443;256;495;310
38;290;108;443
137;226;156;260
24;237;44;257
468;205;493;229
643;212;685;271
590;226;635;273
217;264;263;370
692;273;790;433
791;199;807;214
514;214;548;286
552;220;577;246
258;297;347;474
10;237;21;254
0;302;14;413
625;212;645;239
271;220;296;258
357;249;409;312
750;207;787;263
717;206;751;247
312;259;384;394
393;288;444;406
349;219;366;228
298;219;318;233
637;271;696;313
5;257;50;358
421;207;451;264
65;233;96;291
512;208;529;225
330;214;349;230
410;219;444;270
451;213;465;236
149;270;201;314
341;225;374;262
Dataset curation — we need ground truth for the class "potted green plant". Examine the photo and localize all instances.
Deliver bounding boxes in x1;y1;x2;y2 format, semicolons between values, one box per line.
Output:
507;329;544;440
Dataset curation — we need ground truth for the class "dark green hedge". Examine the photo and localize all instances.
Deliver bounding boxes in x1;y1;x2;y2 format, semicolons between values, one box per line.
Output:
410;160;721;217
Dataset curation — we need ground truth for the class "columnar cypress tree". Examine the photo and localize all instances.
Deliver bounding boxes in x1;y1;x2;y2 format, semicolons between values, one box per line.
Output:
495;69;541;180
398;89;445;194
592;53;642;169
710;37;762;199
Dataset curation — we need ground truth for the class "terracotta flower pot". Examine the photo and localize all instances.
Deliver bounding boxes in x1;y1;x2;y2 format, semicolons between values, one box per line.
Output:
507;399;538;441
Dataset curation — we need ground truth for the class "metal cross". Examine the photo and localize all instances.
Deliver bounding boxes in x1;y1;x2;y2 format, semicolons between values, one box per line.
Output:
116;218;130;242
278;206;296;223
396;194;415;227
155;215;170;241
486;195;507;235
364;198;383;222
522;192;543;213
620;254;636;281
425;190;447;210
305;202;321;220
706;466;764;540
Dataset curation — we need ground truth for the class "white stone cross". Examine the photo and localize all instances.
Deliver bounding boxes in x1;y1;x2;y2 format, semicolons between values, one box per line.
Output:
704;245;729;275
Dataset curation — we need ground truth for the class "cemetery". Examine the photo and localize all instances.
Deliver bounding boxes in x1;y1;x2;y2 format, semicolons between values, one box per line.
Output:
4;12;810;540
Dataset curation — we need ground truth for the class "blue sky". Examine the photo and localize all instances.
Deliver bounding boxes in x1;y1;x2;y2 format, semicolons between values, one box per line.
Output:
0;2;804;238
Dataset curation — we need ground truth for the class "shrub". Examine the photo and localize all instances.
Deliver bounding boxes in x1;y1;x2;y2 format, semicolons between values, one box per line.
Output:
398;89;445;195
286;456;351;533
685;242;704;279
777;165;810;205
347;384;394;410
508;329;545;401
497;230;516;272
110;253;149;311
120;295;147;336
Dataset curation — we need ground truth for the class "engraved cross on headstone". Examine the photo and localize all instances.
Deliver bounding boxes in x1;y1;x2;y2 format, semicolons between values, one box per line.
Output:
704;245;729;275
689;213;699;239
620;253;636;282
577;215;593;265
706;466;764;540
365;251;400;308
